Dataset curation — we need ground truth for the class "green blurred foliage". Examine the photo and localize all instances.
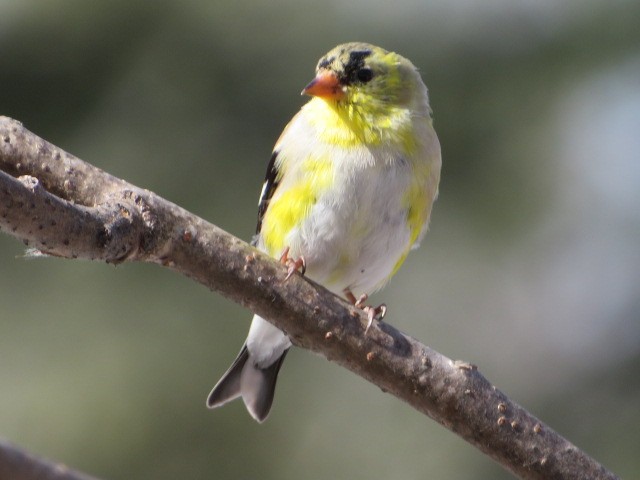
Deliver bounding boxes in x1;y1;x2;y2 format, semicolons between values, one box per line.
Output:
1;0;639;478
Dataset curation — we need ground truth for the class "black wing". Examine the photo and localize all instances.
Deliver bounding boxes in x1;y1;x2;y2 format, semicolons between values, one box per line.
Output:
254;150;280;240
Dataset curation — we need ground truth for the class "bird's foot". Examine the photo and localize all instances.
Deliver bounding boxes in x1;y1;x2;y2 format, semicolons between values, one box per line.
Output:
279;246;306;280
344;290;387;334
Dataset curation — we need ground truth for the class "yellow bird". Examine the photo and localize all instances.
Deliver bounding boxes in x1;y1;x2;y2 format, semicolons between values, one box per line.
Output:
207;42;441;422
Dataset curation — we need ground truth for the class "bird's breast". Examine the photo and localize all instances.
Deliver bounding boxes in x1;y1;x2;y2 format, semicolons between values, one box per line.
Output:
258;104;438;295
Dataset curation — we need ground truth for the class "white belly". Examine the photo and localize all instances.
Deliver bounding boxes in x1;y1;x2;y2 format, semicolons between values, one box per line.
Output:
283;160;413;296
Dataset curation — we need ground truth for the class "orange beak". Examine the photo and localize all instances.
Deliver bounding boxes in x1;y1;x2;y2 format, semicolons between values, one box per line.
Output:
302;71;345;100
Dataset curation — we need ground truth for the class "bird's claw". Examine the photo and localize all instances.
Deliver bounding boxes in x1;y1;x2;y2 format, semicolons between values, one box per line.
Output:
363;304;387;334
344;290;387;334
285;257;306;280
353;293;368;309
280;247;306;280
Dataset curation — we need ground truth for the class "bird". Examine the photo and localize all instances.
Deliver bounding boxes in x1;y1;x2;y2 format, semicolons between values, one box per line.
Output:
206;42;441;422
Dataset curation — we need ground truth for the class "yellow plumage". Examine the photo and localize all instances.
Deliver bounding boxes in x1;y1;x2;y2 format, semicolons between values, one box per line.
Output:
207;42;441;422
261;155;333;256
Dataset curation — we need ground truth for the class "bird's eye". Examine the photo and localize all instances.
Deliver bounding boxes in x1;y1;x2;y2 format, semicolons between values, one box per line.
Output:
356;68;373;83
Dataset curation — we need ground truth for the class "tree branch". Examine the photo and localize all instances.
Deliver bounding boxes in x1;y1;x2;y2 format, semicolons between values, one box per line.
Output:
0;116;619;480
0;439;99;480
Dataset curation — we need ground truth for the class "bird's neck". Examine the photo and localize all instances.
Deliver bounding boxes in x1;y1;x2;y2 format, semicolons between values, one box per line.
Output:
303;97;425;155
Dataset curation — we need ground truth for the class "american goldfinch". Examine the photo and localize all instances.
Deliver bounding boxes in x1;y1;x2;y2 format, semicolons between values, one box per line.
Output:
207;42;441;422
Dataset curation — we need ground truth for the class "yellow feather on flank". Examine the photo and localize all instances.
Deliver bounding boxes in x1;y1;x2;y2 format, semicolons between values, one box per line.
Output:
261;155;334;256
391;161;434;277
406;162;433;246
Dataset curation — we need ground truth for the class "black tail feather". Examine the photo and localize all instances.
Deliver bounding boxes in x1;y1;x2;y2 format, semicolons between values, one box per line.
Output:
207;345;249;409
207;346;289;423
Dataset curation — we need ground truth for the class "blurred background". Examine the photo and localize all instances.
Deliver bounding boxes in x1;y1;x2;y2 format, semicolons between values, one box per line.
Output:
1;0;639;478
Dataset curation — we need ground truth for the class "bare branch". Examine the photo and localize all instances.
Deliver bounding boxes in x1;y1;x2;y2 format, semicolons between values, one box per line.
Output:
0;116;619;480
0;438;99;480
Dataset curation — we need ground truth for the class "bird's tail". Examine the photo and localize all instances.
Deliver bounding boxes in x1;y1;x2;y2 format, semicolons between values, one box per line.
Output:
207;344;288;423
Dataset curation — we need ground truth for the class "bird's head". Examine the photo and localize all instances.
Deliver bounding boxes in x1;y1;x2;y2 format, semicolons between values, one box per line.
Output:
302;42;429;116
